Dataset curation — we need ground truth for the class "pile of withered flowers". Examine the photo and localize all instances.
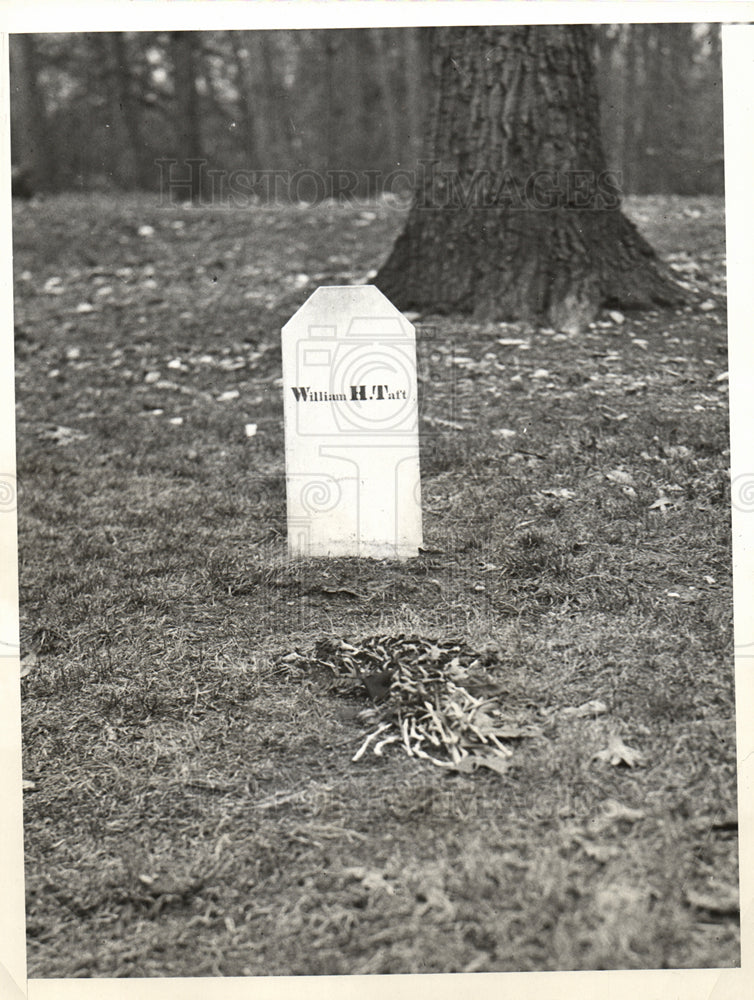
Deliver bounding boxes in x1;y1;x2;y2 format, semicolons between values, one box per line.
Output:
279;635;542;773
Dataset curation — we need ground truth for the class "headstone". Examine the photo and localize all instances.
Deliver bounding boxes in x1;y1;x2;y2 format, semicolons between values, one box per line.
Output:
282;286;423;559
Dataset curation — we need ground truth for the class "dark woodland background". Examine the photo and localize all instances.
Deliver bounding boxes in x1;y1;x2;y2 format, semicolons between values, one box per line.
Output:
9;25;724;199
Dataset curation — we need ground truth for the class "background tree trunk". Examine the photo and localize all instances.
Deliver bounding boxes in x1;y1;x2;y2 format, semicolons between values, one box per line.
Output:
403;28;431;168
241;31;292;170
10;34;57;191
171;31;204;202
623;25;639;194
322;32;342;193
371;29;400;170
374;25;686;333
229;33;261;172
109;33;151;189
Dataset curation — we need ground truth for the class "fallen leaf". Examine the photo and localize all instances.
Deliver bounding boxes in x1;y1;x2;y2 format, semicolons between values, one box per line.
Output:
606;469;635;486
453;754;511;776
22;779;37;792
666;588;697;603
39;425;88;446
489;723;542;740
541;487;577;499
279;651;303;664
593;733;645;768
452;757;478;773
665;445;693;459
649;495;674;512
217;389;240;402
244;423;258;438
20;652;38;678
424;415;465;430
560;699;609;719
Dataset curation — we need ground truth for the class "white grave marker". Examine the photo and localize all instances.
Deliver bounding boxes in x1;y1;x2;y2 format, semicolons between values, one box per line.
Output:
282;286;423;559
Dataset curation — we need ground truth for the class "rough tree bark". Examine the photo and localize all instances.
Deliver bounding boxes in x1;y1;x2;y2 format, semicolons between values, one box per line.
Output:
375;25;686;333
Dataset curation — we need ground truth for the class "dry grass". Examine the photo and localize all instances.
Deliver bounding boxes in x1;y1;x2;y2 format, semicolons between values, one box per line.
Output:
15;193;737;976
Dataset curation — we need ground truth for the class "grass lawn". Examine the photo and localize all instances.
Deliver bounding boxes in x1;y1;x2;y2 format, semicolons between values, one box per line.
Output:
14;192;737;976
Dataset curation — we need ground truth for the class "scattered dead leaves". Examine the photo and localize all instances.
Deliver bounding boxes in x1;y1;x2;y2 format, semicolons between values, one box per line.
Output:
593;733;646;768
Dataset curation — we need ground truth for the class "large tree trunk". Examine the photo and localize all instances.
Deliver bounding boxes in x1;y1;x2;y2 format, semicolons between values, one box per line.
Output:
229;32;261;172
257;32;296;170
371;29;400;169
171;31;203;202
623;25;638;194
374;25;685;333
9;34;57;191
322;32;340;191
110;33;152;189
403;28;428;167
